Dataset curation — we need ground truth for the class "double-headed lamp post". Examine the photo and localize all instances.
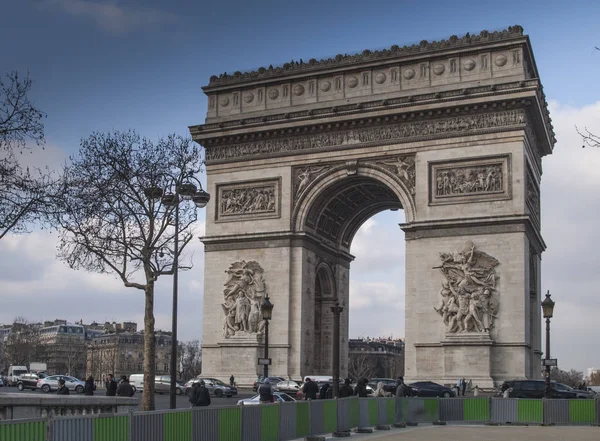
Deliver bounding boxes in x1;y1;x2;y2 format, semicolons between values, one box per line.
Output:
330;302;344;398
541;290;555;398
261;294;274;378
145;176;210;410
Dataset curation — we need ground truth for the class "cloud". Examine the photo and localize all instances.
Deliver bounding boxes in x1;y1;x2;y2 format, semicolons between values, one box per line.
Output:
45;0;178;35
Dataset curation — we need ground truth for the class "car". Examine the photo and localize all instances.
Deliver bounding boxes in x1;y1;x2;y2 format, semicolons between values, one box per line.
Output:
154;375;185;395
184;378;237;397
38;375;85;393
237;392;296;405
549;382;592;399
253;376;286;392
16;373;47;391
408;381;455;398
501;380;577;399
274;380;301;394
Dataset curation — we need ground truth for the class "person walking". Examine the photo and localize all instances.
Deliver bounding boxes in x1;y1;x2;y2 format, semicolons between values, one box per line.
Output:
395;376;407;398
105;374;117;396
230;375;235;387
116;376;135;397
57;378;70;395
259;379;274;403
339;379;354;398
461;377;467;396
189;382;201;408
301;378;319;400
473;385;480;397
195;381;212;406
374;382;390;397
84;375;95;396
319;383;331;399
455;379;462;396
354;378;368;398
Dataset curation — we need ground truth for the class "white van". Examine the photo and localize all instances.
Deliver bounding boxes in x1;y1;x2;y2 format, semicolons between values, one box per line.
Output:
128;374;143;393
303;375;333;383
8;365;28;386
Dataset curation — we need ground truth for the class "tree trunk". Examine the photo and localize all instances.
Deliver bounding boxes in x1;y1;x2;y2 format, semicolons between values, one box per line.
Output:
141;281;156;411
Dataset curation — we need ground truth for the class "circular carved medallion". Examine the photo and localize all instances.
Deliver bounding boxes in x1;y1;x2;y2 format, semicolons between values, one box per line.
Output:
243;93;254;104
464;59;476;71
320;81;331;92
433;63;445;75
403;68;415;80
494;54;508;67
375;72;386;84
268;89;279;100
293;84;305;96
347;76;359;88
219;96;230;107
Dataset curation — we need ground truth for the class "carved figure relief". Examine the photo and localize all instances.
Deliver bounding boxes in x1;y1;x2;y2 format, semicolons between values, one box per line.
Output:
435;163;503;197
526;171;540;223
221;260;268;338
220;186;275;215
376;155;416;194
294;165;330;199
434;241;500;334
206;110;525;163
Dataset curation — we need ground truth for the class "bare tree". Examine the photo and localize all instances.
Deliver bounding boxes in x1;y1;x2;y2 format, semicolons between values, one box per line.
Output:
590;371;600;386
3;317;52;368
577;127;600;148
179;340;202;381
0;71;55;239
51;131;204;410
348;354;377;381
550;367;584;388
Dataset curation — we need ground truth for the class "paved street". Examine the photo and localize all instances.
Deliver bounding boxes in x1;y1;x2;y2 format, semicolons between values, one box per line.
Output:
0;386;254;409
350;425;600;441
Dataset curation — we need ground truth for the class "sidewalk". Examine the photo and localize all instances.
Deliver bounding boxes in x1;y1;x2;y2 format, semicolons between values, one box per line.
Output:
345;425;600;441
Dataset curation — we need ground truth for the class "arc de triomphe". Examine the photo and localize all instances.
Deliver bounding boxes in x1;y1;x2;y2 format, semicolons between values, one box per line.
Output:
190;26;554;387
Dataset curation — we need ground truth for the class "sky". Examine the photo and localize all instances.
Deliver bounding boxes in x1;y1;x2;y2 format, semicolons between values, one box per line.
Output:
1;0;599;373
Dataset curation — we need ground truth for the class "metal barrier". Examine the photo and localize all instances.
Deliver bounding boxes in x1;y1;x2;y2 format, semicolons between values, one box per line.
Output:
4;396;600;441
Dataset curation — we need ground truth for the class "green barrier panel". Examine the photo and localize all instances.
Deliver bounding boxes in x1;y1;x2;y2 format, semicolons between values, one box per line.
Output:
349;398;359;429
261;405;280;441
0;421;46;441
386;399;395;424
368;399;378;426
296;402;310;438
219;407;242;441
94;415;129;441
464;397;490;421
424;399;439;421
164;411;191;441
518;399;543;424
569;400;596;423
323;400;337;433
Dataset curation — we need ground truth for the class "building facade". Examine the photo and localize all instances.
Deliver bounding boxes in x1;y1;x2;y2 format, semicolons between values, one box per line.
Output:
348;338;405;380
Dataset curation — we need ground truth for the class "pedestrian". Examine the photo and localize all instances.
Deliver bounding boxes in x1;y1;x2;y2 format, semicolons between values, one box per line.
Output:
461;377;467;396
189;382;201;407
374;382;390;397
339;378;354;398
259;379;274;403
230;375;235;387
354;378;368;398
116;375;135;397
473;385;480;397
57;378;70;395
301;377;319;400
105;374;117;396
502;387;513;398
456;379;462;396
319;383;331;399
195;380;211;406
395;376;407;398
84;375;95;396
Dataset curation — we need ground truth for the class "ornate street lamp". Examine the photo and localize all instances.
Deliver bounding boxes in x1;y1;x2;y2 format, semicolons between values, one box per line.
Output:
330;302;344;398
541;290;555;398
261;294;274;378
146;175;209;409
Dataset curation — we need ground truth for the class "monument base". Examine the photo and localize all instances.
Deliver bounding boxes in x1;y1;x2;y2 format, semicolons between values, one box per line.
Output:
440;332;494;388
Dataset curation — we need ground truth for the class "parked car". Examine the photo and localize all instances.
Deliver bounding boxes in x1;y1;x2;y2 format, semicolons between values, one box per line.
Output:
237;392;296;405
253;376;286;392
408;381;455;398
274;380;301;394
550;382;592;399
16;372;47;391
501;380;577;399
154;375;184;395
184;378;237;397
38;375;85;393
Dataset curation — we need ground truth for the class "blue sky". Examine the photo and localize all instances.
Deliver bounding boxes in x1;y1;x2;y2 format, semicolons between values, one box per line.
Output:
2;0;600;373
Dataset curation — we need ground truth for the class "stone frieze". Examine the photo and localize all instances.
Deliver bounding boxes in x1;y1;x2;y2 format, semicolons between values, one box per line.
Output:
216;178;280;222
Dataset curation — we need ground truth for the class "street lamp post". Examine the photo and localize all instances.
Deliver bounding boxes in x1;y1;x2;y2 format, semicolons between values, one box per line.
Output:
330;302;344;398
261;294;274;378
541;290;555;398
145;177;210;409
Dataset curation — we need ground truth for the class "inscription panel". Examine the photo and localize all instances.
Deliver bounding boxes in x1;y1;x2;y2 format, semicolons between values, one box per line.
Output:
216;178;281;222
429;155;511;205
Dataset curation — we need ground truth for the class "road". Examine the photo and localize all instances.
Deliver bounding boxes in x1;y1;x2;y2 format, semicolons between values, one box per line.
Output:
0;386;256;409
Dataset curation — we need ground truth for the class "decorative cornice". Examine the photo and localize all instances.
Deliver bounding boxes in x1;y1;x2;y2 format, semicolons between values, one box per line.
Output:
206;26;525;87
203;107;527;164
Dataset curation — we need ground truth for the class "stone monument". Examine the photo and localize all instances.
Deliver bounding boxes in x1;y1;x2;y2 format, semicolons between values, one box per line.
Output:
190;26;554;386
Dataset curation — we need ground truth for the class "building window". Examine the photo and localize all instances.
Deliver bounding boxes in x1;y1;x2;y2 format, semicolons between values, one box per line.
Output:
137;362;142;371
